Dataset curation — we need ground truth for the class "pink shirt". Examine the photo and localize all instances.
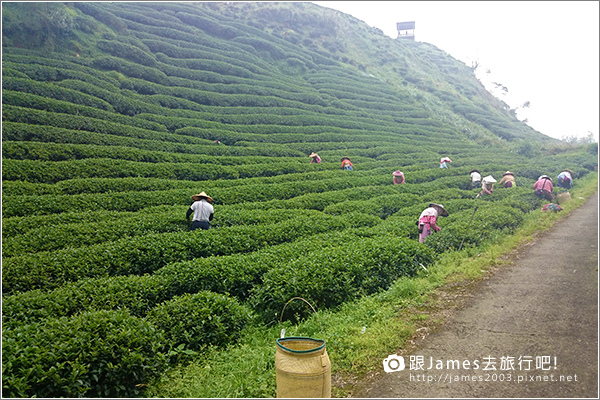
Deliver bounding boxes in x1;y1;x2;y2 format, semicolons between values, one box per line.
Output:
533;178;553;193
418;207;441;232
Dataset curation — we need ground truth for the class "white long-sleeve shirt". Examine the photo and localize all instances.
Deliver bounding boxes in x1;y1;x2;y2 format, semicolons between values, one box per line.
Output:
189;199;214;221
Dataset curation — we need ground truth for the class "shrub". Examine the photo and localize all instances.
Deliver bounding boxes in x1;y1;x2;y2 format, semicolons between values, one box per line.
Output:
423;204;525;252
2;214;350;294
250;236;435;323
2;310;168;398
96;39;157;67
1;231;362;329
146;291;253;353
2;77;114;111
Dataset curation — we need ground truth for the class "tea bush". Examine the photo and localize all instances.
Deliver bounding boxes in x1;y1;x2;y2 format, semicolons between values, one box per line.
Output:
2;310;168;398
2;274;174;329
2;208;333;256
2;231;367;327
2;58;121;89
2;213;350;294
2;91;166;131
146;291;253;352
1;121;301;157
2;106;202;144
423;204;525;252
250;236;435;323
96;39;157;67
2;77;114;111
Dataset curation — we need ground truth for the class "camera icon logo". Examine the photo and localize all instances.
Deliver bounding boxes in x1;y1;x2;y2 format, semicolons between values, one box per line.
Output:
383;354;405;373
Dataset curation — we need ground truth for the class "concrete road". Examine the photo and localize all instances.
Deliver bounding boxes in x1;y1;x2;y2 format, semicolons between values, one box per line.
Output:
353;191;598;398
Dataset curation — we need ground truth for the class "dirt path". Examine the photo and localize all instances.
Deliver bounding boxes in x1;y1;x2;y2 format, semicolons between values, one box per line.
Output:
352;191;598;398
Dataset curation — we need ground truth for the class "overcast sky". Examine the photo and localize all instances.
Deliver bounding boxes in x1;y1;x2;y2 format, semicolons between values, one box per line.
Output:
313;1;599;142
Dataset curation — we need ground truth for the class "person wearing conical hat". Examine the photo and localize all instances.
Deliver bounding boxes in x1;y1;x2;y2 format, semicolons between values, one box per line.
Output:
498;171;516;188
533;175;554;201
309;152;321;164
557;169;574;189
392;170;405;185
341;157;353;171
440;157;452;169
186;191;214;231
476;175;496;198
417;203;449;243
469;169;482;189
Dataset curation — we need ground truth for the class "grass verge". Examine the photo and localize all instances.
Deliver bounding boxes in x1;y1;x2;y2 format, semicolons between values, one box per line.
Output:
144;172;598;398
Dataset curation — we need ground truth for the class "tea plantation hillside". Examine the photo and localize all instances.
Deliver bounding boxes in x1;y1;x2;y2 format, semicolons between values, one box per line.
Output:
2;2;598;398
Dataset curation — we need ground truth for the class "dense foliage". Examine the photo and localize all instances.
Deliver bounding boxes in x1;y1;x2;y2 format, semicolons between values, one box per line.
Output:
2;2;596;397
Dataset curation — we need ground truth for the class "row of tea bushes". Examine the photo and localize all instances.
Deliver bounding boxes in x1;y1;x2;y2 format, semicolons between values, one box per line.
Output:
2;208;328;257
2;91;166;131
1;122;302;157
119;70;330;108
3;290;250;398
1;174;386;217
2;157;323;184
3;309;168;398
250;236;435;322
2;106;208;145
2;231;367;327
2;140;303;165
3;77;114;111
2;213;367;294
2;56;122;90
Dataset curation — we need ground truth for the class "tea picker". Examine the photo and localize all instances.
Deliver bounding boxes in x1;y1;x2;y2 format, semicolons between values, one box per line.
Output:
557;169;574;190
186;191;214;231
392;170;405;185
417;203;449;243
440;157;452;169
340;157;353;171
469;169;482;189
309;152;321;164
498;171;516;188
476;175;496;198
533;175;555;201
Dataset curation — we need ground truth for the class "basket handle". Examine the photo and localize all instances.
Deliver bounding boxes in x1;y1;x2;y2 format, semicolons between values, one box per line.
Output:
279;297;323;338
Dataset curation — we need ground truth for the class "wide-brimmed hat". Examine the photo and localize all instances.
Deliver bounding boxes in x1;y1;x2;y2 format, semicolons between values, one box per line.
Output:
309;152;319;158
482;175;497;183
440;157;452;163
429;203;449;217
470;169;480;174
538;175;551;181
392;170;404;176
561;169;574;175
341;157;350;161
192;191;213;202
502;171;514;176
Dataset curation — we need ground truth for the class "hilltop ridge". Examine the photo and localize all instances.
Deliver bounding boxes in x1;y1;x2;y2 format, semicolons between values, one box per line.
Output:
2;1;551;145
